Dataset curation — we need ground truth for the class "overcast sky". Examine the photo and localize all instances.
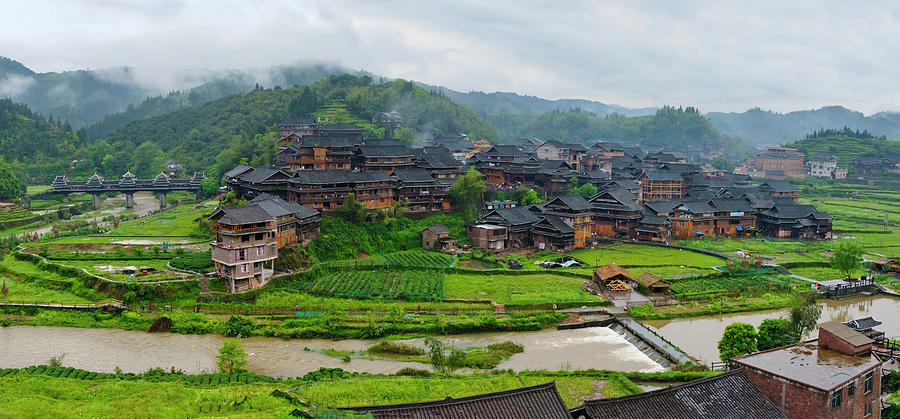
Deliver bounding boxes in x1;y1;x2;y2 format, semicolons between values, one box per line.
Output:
3;0;899;114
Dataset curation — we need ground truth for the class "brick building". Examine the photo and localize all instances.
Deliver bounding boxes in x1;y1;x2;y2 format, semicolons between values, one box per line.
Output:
730;322;881;419
754;148;806;178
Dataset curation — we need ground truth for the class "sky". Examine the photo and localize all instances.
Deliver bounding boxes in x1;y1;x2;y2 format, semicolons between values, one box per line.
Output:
2;0;900;114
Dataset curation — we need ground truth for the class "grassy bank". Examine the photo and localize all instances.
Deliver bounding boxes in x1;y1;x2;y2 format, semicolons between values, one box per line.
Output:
0;365;716;417
628;292;800;320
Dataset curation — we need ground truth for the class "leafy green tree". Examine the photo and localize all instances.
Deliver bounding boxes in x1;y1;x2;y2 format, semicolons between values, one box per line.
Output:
519;188;542;205
199;177;219;198
0;157;25;200
288;87;320;117
424;338;446;372
334;193;368;223
711;157;734;171
567;176;580;195
450;167;486;220
216;340;248;374
717;322;758;362
131;141;164;178
578;183;598;200
219;191;247;207
757;318;796;350
788;292;822;340
831;240;864;279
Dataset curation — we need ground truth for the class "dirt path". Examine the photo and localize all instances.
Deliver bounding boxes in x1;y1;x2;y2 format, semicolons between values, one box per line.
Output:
582;379;606;400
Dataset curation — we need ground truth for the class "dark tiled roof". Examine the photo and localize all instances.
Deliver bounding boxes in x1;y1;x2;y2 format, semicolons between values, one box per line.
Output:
358;145;413;157
548;195;592;211
574;369;786;419
293;170;393;184
423;224;450;235
643;200;681;214
844;316;882;330
760;204;830;220
709;198;754;212
591;186;641;211
239;168;287;184
643;170;683;181
534;215;574;234
418;153;463;169
640;214;670;225
660;163;700;173
333;381;570;419
481;206;542;226
299;134;360;148
541;140;587;152
676;200;715;214
759;181;799;193
610;179;639;190
392;169;436;183
224;165;252;178
250;194;319;219
210;204;274;225
487;145;525;155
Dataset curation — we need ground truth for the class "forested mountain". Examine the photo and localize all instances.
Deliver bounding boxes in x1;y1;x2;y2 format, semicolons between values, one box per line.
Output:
79;64;357;141
0;98;82;184
706;106;900;146
420;84;656;117
487;106;748;157
90;75;496;182
786;128;900;167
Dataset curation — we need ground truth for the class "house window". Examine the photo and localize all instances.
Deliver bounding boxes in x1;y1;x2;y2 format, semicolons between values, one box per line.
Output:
848;381;855;396
255;233;263;240
241;235;250;242
257;246;264;256
236;249;246;261
865;402;872;416
679;221;685;227
864;371;873;393
831;389;841;408
240;263;249;273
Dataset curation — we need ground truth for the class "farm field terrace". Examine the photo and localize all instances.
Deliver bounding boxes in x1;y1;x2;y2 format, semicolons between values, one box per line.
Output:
443;271;598;305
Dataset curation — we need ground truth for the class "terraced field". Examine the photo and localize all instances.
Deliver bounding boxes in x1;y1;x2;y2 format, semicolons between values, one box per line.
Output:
308;269;443;300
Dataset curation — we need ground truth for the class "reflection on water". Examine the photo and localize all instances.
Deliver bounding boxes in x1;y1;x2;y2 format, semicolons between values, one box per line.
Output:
0;325;663;376
644;296;900;364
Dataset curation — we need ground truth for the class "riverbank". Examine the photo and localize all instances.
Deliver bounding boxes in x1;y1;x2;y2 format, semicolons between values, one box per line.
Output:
0;364;716;417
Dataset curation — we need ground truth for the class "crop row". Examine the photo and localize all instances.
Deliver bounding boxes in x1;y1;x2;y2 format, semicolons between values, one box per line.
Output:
669;274;793;296
384;250;453;268
307;269;443;299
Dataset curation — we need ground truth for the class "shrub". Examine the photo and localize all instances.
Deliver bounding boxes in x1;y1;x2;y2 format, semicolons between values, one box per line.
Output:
395;368;431;377
368;341;425;356
223;315;254;338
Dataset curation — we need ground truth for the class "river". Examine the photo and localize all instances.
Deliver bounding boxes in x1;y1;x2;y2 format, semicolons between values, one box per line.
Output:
0;325;664;377
643;295;900;364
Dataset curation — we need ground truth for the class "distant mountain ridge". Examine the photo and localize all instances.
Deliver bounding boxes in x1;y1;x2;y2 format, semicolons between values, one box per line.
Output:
706;106;900;146
420;84;657;117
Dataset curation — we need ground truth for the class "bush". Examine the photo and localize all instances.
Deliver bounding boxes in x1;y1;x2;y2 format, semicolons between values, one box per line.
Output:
222;315;254;338
368;341;425;356
395;368;431;377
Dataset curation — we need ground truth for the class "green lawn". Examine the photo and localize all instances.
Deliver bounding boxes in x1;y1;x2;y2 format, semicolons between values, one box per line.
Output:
106;205;208;236
60;259;188;282
444;271;598;305
0;254;105;302
0;273;94;303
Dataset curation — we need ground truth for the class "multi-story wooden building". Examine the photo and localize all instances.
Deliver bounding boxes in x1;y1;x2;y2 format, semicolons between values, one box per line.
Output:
758;181;800;202
416;148;466;182
354;145;415;172
225;167;293;200
639;170;684;202
278;117;320;137
391;169;450;213
531;215;575;251
756;203;832;239
288;170;395;211
534;140;586;170
277;134;360;173
588;186;643;238
754;148;806;178
475;206;542;248
249;194;321;247
542;195;593;248
665;199;757;239
209;205;279;292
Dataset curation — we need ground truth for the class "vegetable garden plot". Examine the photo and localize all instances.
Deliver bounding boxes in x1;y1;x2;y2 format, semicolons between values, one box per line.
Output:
308;269;443;299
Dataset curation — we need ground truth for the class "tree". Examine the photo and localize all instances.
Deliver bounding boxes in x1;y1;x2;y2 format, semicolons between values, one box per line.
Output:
219;191;247;207
449;167;485;220
567;176;580;195
333;193;368;223
519;188;542;205
199;178;219;198
717;322;758;362
424;338;446;372
216;340;248;374
788;292;822;340
578;183;598;200
711;157;734;171
831;240;864;279
288;87;320;117
131;141;164;178
0;157;25;200
757;318;796;350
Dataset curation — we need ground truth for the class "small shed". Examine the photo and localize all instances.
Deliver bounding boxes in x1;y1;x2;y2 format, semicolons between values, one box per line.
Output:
636;272;670;294
592;264;633;286
873;257;900;272
422;224;450;250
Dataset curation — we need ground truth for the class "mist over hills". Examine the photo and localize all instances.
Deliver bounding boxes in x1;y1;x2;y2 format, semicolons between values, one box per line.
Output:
3;56;900;147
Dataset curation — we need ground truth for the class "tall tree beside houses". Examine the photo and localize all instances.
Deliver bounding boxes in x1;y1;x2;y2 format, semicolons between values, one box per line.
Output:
450;167;486;221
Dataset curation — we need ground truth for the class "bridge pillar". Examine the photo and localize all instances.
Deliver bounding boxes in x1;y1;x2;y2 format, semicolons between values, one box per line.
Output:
158;192;167;209
62;194;69;203
125;192;134;209
195;190;201;201
91;193;101;210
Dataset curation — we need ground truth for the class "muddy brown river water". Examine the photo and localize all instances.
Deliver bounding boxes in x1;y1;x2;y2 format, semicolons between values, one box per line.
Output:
0;325;663;376
644;295;900;364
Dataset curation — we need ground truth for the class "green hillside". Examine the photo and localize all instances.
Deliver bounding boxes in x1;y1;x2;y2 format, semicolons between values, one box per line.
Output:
788;128;900;167
0;98;84;183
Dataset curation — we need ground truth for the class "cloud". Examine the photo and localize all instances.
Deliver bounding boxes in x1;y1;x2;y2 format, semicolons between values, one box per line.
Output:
1;0;899;113
0;75;35;97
